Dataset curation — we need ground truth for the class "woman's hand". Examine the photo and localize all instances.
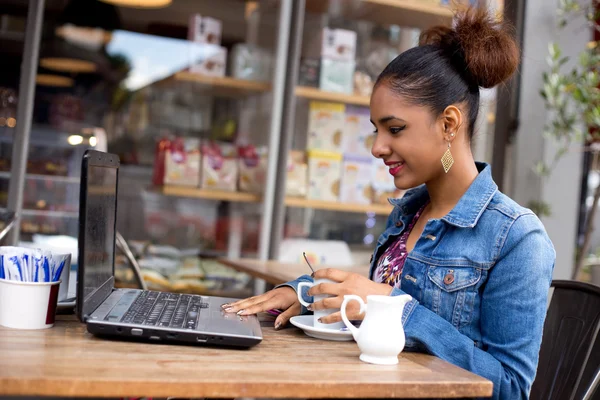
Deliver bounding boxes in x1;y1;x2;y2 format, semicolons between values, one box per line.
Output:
220;286;301;330
308;268;393;324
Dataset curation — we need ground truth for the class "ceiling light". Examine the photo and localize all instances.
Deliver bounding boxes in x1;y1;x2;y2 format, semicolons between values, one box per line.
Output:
6;118;16;128
245;1;258;20
56;25;113;51
89;136;98;147
99;0;172;8
67;135;84;145
36;74;74;87
40;57;97;73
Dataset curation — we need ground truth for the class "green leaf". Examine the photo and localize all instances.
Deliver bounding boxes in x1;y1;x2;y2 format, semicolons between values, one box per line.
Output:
556;146;569;159
542;71;549;83
580;51;591;67
533;161;551;176
549;72;561;86
549;43;561;60
558;56;570;67
528;200;552;218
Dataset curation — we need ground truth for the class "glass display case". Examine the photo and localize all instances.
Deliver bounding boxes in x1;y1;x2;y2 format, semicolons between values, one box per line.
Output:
0;124;99;240
2;0;505;296
1;0;291;297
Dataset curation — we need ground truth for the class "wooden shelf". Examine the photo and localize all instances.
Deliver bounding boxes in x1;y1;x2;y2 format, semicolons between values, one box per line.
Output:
172;72;271;97
21;209;79;218
295;86;370;106
285;197;392;215
155;186;393;215
0;172;79;183
305;0;454;30
0;207;78;219
154;186;261;203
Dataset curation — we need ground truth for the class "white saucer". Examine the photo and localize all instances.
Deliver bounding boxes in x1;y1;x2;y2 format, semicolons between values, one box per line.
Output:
289;315;354;341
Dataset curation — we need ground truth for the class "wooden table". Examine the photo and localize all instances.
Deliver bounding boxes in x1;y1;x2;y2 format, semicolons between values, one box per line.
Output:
0;315;492;399
219;258;370;286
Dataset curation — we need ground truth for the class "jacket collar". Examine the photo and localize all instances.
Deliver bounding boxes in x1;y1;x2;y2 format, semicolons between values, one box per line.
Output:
389;162;498;228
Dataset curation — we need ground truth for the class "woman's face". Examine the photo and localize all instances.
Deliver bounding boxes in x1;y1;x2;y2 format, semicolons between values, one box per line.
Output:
370;83;447;190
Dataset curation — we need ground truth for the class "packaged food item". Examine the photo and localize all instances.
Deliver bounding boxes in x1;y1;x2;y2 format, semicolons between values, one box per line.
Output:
360;25;400;81
163;137;201;187
340;155;373;204
286;150;308;197
321;27;357;62
371;163;405;204
307;150;343;202
141;269;172;291
189;45;227;77
298;58;320;87
152;135;170;186
229;43;272;82
343;106;374;157
237;145;267;193
319;58;355;94
200;142;238;191
188;14;222;45
307;101;345;152
353;70;373;97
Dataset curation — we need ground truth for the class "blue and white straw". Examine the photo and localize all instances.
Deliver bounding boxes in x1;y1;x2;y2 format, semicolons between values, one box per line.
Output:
0;247;69;283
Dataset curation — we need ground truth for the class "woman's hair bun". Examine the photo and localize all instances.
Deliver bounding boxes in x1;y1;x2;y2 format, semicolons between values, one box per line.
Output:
420;7;520;89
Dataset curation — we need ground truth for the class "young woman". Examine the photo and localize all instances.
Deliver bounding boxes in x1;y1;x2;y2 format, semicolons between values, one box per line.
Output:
223;7;555;400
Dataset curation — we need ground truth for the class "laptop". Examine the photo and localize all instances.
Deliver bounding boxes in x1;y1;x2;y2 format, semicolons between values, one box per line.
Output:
76;150;262;348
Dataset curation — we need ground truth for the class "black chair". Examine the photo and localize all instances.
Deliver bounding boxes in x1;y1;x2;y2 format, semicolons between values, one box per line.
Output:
582;366;600;400
580;336;600;400
531;280;600;400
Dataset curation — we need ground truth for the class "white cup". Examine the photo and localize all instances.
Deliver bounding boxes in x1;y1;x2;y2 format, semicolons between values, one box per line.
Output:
297;278;344;330
0;278;61;329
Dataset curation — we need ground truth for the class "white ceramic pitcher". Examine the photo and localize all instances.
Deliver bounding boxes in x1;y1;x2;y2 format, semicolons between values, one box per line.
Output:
341;294;413;365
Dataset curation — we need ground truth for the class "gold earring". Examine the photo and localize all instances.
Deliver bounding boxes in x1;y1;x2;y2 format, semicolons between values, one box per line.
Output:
441;140;454;173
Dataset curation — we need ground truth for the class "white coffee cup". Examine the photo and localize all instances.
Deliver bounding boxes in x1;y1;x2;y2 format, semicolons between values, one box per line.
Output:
0;278;61;329
297;279;344;330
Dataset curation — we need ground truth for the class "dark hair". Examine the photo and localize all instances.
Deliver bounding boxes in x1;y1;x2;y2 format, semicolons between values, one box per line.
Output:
375;7;520;139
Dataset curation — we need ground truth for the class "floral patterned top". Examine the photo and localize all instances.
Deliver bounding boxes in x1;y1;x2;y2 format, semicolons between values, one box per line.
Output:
374;203;427;288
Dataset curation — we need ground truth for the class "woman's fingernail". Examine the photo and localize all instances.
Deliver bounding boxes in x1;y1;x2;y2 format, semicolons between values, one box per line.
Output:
318;318;323;323
224;307;234;313
274;321;282;330
221;303;230;309
237;309;245;315
306;304;313;311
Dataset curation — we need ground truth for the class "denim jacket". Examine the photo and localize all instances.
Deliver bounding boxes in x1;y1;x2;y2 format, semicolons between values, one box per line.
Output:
282;163;555;400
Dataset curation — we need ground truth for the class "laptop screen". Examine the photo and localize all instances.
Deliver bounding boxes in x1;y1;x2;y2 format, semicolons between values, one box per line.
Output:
81;162;117;303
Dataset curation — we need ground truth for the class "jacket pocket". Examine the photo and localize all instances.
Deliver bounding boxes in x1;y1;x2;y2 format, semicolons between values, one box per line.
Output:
426;266;482;330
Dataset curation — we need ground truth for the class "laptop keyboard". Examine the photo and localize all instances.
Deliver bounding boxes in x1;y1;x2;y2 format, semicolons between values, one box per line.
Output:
115;291;209;330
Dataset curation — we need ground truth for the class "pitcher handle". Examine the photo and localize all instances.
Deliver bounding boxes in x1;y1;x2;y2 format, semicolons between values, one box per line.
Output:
341;295;366;340
297;282;313;307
